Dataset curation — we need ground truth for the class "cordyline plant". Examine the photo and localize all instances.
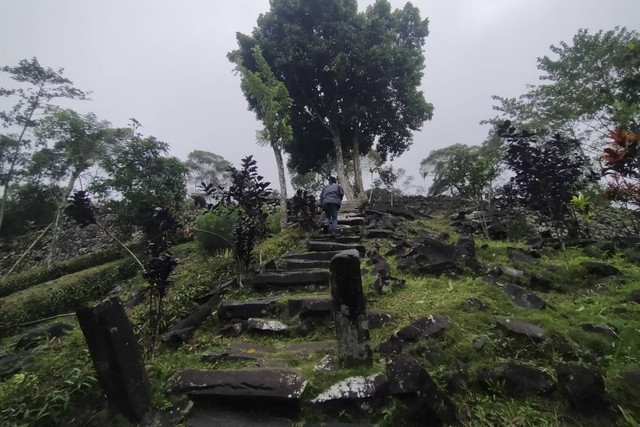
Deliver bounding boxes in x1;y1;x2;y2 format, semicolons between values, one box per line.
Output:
602;129;640;209
289;188;317;233
498;120;597;250
66;191;181;360
199;155;274;283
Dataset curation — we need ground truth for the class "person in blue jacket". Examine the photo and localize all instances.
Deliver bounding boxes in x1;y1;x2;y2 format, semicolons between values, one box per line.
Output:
320;176;344;237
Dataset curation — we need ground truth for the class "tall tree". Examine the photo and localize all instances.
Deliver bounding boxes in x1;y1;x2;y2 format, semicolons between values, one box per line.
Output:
229;0;432;201
0;57;88;232
184;150;231;192
91;132;187;234
35;109;122;267
489;27;640;150
231;46;293;227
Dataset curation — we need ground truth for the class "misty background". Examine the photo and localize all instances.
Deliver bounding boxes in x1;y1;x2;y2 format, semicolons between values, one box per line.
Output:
2;0;639;194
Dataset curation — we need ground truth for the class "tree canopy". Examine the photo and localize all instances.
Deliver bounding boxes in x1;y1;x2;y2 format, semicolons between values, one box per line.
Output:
489;27;640;148
229;0;433;199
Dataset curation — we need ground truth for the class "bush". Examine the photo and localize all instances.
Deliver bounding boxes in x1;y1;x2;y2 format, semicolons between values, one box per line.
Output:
195;209;236;253
0;259;138;327
0;246;126;298
267;207;282;234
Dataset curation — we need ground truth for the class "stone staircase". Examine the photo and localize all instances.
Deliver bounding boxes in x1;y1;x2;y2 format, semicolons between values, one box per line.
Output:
152;202;389;425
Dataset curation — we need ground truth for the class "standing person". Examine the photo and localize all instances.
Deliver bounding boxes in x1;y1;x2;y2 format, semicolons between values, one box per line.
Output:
320;176;344;237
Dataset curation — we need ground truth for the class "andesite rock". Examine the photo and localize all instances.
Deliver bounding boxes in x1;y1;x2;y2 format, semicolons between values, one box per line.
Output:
330;249;372;367
251;270;331;290
501;282;547;309
478;362;555;397
496;318;546;341
76;297;151;423
311;373;389;403
184;409;293;427
162;293;222;346
218;296;282;321
580;323;619;340
378;315;452;355
466;298;490;312
556;363;607;414
581;262;621;277
166;368;307;402
247;318;289;333
15;322;73;351
386;354;458;425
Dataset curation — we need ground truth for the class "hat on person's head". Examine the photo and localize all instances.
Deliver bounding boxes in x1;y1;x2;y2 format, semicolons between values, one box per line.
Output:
329;176;337;184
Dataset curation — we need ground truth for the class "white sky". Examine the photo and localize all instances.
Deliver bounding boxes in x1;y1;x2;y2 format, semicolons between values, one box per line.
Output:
1;0;639;193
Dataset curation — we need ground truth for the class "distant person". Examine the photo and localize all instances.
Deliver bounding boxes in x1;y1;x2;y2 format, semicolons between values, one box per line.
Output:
320;176;344;237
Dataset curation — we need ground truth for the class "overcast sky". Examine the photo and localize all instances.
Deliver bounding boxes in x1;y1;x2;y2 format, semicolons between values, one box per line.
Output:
1;0;639;193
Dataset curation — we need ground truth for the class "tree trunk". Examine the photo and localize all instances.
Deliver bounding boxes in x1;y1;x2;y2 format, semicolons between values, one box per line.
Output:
351;129;365;203
46;170;80;269
0;87;43;233
331;129;354;201
272;145;288;228
0;153;19;234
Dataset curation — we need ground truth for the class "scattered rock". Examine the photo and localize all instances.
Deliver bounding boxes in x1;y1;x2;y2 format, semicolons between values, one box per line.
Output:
15;322;73;350
366;229;394;239
311;373;389;403
501;282;547;309
386;354;457;425
219;323;243;337
314;355;338;372
288;298;332;318
0;351;33;379
580;323;619;340
378;315;452;355
581;262;621;277
367;311;396;329
529;273;553;291
496;318;546;341
556;363;607;414
478;362;555;397
139;399;194;427
162;293;222;346
466;298;490;312
507;247;539;265
630;289;640;304
247;318;289;333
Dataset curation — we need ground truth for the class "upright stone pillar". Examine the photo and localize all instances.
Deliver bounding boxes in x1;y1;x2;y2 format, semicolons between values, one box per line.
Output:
76;297;151;422
330;249;372;367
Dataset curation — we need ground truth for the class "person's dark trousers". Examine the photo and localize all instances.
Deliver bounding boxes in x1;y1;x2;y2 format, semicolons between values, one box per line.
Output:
323;203;340;236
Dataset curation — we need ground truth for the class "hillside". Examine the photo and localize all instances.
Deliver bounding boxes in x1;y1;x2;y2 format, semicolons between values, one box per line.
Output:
1;197;639;426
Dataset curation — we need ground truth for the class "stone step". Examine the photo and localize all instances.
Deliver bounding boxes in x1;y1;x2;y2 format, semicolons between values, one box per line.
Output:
282;258;331;270
365;229;394;239
165;368;307;408
311;235;362;244
306;240;365;255
251;269;330;290
218;296;283;321
282;251;343;261
288;297;332;318
337;216;365;226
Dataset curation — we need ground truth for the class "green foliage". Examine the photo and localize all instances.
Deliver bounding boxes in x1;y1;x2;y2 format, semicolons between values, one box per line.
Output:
91;131;187;234
499;123;596;239
0;246;125;298
0;182;60;237
0;259;137;327
230;0;433;196
0;57;89;234
200;155;274;275
0;330;100;427
195;209;236;254
267;207;282;234
184;150;231;193
422;143;502;201
490;27;640;146
289;189;317;232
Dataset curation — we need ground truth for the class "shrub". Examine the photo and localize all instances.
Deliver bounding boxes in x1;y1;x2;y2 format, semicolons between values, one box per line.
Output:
267;207;282;234
0;246;126;298
194;209;236;253
0;259;138;327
